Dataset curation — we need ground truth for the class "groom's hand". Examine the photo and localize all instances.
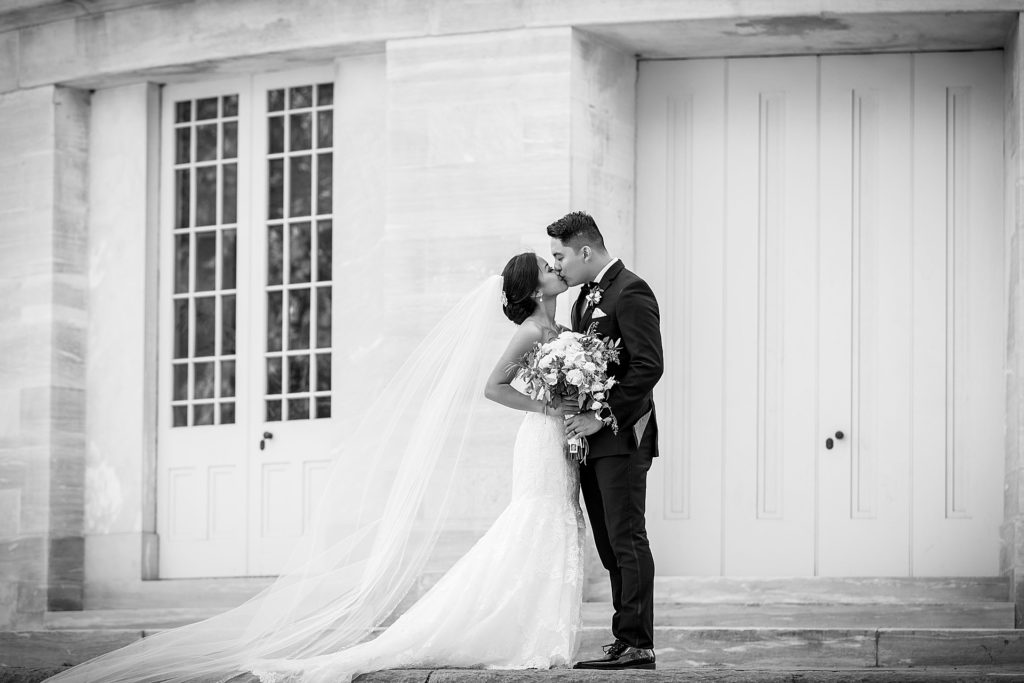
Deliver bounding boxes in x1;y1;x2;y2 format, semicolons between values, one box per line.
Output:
564;412;603;440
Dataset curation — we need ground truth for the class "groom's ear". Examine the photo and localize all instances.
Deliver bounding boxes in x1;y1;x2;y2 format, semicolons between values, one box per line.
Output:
581;246;591;261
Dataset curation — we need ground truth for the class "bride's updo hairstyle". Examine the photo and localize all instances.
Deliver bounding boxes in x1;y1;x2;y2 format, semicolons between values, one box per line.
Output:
501;252;540;325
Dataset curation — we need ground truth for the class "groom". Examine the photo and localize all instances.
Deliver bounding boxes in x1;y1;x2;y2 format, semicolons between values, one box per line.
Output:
548;211;663;670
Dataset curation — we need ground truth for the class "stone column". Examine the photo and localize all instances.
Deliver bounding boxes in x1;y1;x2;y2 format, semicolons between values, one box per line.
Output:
570;31;637;266
82;84;160;595
383;27;635;595
382;25;635;353
1003;13;1024;627
0;85;89;628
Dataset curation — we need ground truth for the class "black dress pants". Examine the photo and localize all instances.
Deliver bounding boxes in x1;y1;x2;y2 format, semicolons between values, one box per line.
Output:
579;426;656;649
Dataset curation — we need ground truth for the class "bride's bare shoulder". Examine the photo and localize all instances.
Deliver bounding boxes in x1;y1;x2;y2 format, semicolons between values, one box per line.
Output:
515;319;546;343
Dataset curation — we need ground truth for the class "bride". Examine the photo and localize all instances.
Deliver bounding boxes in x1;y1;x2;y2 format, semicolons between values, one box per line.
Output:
46;253;586;683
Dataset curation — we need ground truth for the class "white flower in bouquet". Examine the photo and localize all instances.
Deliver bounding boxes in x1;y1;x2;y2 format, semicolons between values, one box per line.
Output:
507;322;622;462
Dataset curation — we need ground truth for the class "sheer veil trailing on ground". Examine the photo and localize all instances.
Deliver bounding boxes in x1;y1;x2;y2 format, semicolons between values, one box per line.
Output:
47;275;515;683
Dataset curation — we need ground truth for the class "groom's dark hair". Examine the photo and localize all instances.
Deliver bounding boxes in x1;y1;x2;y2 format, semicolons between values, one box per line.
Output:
546;211;606;252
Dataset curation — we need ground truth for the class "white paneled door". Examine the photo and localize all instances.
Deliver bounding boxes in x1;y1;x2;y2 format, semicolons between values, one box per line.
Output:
158;67;339;577
638;52;1004;577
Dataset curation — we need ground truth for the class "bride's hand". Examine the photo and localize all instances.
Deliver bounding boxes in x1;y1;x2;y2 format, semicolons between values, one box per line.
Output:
542;396;569;418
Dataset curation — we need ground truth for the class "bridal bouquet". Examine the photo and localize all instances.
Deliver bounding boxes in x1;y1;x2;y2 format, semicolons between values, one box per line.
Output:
511;324;621;461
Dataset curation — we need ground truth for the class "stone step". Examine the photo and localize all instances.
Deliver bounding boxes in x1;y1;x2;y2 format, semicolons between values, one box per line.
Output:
43;600;1016;631
587;576;1012;605
84;576;274;610
583;602;1016;629
7;627;1024;670
84;575;1011;611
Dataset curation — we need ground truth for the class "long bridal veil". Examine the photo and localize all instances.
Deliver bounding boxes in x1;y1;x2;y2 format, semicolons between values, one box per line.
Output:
48;275;516;683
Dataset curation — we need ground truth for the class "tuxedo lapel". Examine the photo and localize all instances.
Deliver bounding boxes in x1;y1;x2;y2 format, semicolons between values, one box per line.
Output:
580;260;626;330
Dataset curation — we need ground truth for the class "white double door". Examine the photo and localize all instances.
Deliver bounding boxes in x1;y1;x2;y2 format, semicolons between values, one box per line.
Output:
639;53;1004;576
156;68;339;578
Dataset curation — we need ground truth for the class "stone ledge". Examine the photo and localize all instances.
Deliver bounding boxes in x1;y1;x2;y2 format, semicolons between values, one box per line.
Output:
44;601;1017;630
4;1;1019;93
878;629;1024;667
588;576;1012;605
7;628;1024;673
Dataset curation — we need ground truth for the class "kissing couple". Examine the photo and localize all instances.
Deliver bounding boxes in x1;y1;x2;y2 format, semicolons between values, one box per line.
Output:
46;211;664;683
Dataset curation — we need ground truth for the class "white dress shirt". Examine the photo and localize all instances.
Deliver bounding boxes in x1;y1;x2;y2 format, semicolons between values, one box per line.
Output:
592;257;619;286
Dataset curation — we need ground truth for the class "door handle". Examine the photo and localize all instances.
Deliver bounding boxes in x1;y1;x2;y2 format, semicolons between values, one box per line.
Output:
260;431;274;451
825;430;845;450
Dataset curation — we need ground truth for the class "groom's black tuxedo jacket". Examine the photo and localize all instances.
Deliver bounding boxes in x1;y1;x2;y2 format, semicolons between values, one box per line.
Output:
572;260;664;460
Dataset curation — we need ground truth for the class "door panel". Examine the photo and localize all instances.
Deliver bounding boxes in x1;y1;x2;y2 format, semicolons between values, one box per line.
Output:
247;69;338;575
911;52;1004;575
818;54;913;575
158;79;251;578
638;59;726;576
721;57;819;575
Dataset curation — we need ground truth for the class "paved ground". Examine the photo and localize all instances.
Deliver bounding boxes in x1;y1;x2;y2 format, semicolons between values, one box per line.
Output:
6;668;1024;683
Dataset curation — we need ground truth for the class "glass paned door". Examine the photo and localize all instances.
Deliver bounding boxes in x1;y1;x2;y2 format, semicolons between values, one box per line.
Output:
159;79;251;578
248;68;337;576
158;68;337;578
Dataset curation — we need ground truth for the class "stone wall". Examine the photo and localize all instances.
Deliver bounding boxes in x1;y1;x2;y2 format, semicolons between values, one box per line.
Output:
0;0;1020;622
0;85;89;627
375;27;636;540
1003;12;1024;626
0;0;1015;94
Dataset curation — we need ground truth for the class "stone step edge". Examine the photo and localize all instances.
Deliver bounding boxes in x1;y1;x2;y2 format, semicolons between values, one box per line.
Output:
587;578;1011;604
85;576;1011;610
7;628;1024;669
19;625;1024;636
55;601;1021;614
14;626;1024;638
42;604;1018;632
46;601;1019;619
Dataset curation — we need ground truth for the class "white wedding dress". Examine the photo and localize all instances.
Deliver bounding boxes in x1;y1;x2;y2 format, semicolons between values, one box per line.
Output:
43;277;579;683
250;409;586;683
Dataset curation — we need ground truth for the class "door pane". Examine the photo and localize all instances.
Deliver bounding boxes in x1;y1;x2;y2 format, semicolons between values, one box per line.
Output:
263;80;335;421
169;93;240;427
289;222;311;283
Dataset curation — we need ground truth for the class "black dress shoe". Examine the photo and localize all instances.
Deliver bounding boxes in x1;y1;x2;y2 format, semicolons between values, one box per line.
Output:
573;640;627;668
573;641;656;670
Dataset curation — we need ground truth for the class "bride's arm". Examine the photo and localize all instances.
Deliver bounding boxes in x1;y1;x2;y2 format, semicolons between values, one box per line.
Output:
484;322;557;415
